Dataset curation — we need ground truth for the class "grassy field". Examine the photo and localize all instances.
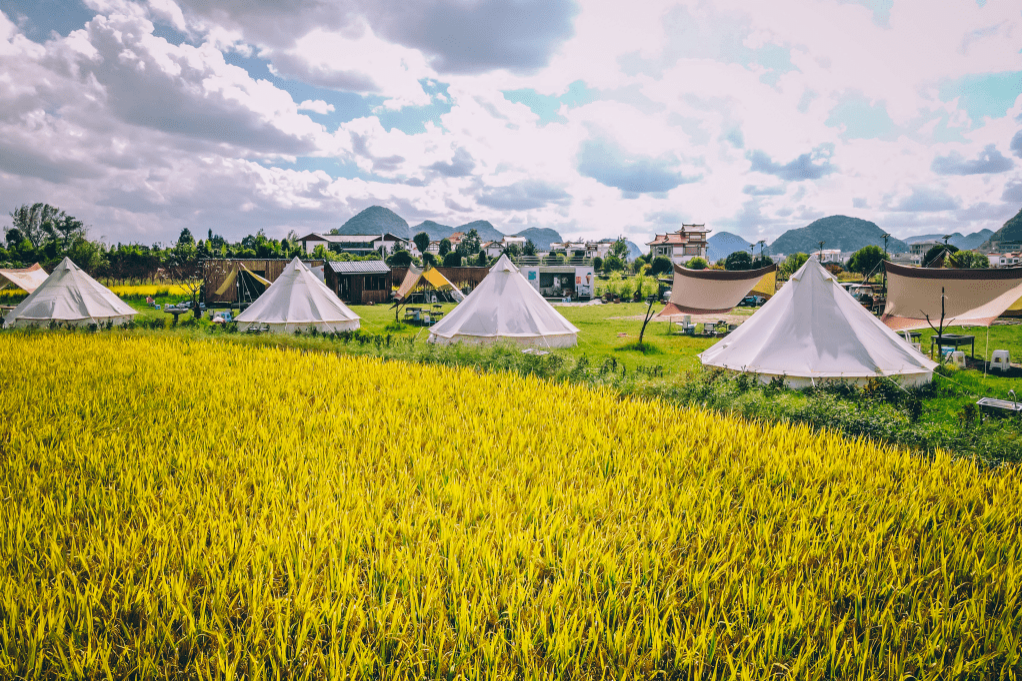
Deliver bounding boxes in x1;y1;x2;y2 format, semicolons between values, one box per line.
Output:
3;333;1022;678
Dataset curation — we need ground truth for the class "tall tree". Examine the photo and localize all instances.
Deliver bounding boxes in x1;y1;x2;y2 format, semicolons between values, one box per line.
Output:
611;237;628;260
438;238;452;257
456;229;481;257
724;251;753;271
847;245;885;278
779;252;809;279
413;231;431;255
8;203;80;248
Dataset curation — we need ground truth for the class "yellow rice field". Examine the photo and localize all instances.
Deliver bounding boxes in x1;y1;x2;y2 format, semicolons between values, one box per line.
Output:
1;333;1021;679
0;283;190;301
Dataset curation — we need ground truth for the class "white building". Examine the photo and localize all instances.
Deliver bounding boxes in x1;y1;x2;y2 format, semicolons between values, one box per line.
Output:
988;253;1021;268
646;225;710;264
550;240;613;260
298;232;409;255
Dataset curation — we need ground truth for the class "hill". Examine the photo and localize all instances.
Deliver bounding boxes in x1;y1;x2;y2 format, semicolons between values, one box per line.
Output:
333;206;410;239
982;207;1022;248
409;220;454;242
625;240;643;260
330;208;573;250
511;227;561;252
707;231;753;263
768;216;909;256
904;230;993;250
454;220;504;242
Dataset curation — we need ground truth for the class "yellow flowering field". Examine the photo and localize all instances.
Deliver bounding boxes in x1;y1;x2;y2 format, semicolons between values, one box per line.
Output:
105;283;192;297
1;333;1020;679
1;283;190;301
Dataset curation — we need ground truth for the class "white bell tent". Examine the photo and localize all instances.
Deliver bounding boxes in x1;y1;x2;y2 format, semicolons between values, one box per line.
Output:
427;255;578;347
3;257;136;328
700;258;936;388
235;257;360;333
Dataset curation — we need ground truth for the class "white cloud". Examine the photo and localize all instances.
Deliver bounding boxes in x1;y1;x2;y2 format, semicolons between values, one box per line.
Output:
1;0;1021;247
298;99;335;115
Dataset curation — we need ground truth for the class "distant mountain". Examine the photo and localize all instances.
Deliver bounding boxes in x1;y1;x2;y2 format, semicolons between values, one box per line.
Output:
333;206;410;239
707;231;754;263
409;220;454;241
512;227;561;252
329;207;575;250
768;215;909;256
625;240;643;260
982;208;1022;249
454;220;504;242
905;230;993;250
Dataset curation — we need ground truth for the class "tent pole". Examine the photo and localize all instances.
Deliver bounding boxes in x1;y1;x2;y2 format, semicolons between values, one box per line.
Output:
984;326;990;378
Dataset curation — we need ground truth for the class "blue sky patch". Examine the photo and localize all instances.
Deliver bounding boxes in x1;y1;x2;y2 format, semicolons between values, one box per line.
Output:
222;51;452;135
502;80;597;124
939;71;1022;125
825;95;898;140
3;0;95;41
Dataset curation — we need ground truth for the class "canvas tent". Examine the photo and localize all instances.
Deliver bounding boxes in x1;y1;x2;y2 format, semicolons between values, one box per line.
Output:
235;257;360;333
700;258;936;388
395;266;465;302
658;263;776;316
3;257;136;328
427;255;578;347
882;261;1022;331
0;263;50;294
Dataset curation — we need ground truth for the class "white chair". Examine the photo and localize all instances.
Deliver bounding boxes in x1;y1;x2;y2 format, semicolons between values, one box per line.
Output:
991;350;1011;372
951;350;966;369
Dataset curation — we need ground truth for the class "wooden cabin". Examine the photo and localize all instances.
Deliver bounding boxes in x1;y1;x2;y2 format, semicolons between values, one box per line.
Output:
324;261;392;304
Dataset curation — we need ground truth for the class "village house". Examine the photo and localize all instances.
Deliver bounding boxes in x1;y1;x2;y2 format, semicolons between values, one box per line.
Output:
646;225;710;264
298;232;409;256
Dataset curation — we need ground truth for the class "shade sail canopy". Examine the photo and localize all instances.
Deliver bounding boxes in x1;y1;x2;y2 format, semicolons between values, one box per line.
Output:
700;258;936;388
395;266;464;302
658;263;776;316
882;261;1022;331
214;262;272;297
3;257;136;328
235;257;360;333
428;255;578;347
0;263;49;294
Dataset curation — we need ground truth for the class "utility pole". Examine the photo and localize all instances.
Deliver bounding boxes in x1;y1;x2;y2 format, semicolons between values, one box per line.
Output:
881;232;890;295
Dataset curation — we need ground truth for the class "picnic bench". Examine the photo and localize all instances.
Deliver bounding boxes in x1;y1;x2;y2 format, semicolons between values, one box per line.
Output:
930;333;975;360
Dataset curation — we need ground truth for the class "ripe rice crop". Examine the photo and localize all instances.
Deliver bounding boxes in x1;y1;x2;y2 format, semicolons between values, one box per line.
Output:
105;284;191;298
1;333;1021;679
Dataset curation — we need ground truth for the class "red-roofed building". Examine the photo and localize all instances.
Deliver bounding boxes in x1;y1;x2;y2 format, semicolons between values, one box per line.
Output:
646;224;710;264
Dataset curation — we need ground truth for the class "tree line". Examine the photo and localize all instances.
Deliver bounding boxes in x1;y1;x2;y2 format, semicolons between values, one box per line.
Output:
2;203;326;283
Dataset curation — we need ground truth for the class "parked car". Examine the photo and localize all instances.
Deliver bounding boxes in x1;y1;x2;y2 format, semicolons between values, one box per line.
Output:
738;295;766;307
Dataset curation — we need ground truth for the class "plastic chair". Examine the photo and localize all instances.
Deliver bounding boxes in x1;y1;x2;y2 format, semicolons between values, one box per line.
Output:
951;350;966;369
991;350;1010;372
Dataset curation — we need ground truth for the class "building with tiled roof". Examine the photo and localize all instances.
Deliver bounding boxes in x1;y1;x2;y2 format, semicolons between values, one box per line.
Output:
646;224;710;264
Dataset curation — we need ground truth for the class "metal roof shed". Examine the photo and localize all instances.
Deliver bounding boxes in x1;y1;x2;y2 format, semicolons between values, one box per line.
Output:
324;260;393;304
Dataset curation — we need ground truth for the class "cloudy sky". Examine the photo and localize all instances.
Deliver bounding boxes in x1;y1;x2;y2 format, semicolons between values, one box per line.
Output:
1;0;1020;246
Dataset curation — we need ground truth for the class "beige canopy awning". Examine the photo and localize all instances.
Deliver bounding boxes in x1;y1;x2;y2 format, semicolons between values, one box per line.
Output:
0;263;49;294
395;266;460;301
214;262;273;296
658;263;776;316
882;261;1022;331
